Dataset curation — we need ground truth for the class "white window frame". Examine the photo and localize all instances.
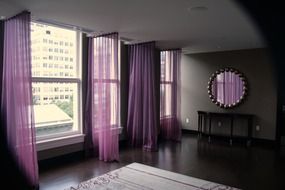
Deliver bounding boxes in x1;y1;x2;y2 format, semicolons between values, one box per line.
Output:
31;21;83;142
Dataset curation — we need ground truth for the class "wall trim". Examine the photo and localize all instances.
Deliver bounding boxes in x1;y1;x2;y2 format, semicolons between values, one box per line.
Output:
182;129;198;135
37;127;123;151
253;137;277;147
39;139;127;170
182;129;276;147
36;134;85;151
39;150;85;171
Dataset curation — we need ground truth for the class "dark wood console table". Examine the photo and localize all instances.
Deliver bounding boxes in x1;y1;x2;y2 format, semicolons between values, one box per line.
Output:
197;111;254;146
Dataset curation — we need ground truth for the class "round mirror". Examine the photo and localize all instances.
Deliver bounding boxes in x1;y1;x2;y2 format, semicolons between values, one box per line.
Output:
207;68;248;108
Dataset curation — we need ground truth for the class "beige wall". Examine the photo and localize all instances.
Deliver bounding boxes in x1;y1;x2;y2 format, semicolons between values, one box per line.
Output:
181;48;277;140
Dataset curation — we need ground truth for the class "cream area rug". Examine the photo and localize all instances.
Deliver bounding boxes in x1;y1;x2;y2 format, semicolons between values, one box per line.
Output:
65;163;241;190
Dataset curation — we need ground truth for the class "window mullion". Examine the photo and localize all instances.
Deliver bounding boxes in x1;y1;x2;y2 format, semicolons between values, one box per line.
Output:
32;77;81;83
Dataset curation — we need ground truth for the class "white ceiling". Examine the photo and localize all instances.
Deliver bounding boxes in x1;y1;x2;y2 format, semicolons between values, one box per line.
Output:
0;0;265;53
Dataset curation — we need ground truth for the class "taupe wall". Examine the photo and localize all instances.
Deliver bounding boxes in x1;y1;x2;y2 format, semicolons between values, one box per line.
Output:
181;48;277;140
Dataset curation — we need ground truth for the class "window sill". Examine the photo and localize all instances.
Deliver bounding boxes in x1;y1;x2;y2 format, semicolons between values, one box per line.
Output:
36;127;123;151
36;134;85;151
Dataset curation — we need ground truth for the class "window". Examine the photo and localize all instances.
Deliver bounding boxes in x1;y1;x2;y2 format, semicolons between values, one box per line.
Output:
160;51;173;118
160;50;180;121
31;22;82;140
92;36;120;128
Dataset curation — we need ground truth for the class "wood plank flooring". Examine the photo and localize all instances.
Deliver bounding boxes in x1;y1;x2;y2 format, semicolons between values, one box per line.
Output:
39;134;285;190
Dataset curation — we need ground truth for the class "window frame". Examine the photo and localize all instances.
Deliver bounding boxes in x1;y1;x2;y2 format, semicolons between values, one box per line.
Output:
31;21;83;142
160;51;174;119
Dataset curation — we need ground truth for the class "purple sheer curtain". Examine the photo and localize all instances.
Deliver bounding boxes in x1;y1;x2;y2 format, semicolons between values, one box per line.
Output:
86;33;119;162
215;72;243;104
160;50;181;141
127;42;158;151
1;12;38;187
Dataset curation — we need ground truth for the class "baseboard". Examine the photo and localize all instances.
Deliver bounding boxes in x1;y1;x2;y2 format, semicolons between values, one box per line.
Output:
39;140;129;171
38;150;85;172
181;129;277;148
182;129;198;135
281;136;285;146
252;138;277;148
119;139;129;149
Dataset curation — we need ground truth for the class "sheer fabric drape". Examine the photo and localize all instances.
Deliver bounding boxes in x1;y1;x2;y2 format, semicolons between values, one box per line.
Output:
127;42;158;151
160;50;181;141
1;11;38;187
85;33;119;162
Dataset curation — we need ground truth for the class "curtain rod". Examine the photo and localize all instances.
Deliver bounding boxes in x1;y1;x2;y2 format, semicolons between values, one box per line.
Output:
87;32;119;38
33;18;94;34
160;48;182;52
32;17;120;39
127;41;155;46
4;10;30;21
31;16;162;47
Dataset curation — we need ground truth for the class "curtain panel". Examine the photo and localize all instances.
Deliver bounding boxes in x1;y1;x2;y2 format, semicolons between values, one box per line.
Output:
1;12;38;188
85;33;119;162
127;42;158;151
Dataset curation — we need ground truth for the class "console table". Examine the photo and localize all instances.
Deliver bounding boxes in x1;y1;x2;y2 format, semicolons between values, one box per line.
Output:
197;111;254;146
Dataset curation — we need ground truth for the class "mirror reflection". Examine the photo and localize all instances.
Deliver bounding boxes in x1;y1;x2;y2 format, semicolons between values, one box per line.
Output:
208;68;247;108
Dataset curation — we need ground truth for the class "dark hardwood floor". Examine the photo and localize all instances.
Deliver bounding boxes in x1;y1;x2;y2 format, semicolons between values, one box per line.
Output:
39;134;285;190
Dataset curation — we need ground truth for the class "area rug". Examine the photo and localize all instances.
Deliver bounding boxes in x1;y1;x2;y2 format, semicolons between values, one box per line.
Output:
65;163;241;190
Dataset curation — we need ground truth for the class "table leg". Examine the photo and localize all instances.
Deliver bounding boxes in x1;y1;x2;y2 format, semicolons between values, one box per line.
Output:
230;116;234;146
198;115;201;138
208;115;212;143
200;115;205;138
247;117;253;147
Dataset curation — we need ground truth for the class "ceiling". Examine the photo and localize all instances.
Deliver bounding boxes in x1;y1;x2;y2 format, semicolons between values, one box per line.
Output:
0;0;265;53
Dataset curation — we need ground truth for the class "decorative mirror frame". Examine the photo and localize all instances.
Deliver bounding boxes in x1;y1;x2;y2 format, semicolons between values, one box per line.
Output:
207;67;248;108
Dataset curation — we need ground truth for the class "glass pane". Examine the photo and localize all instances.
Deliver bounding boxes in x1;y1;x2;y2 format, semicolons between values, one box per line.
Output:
31;22;77;78
160;84;172;117
160;51;173;82
32;82;79;137
160;51;166;81
93;37;118;80
93;82;119;127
